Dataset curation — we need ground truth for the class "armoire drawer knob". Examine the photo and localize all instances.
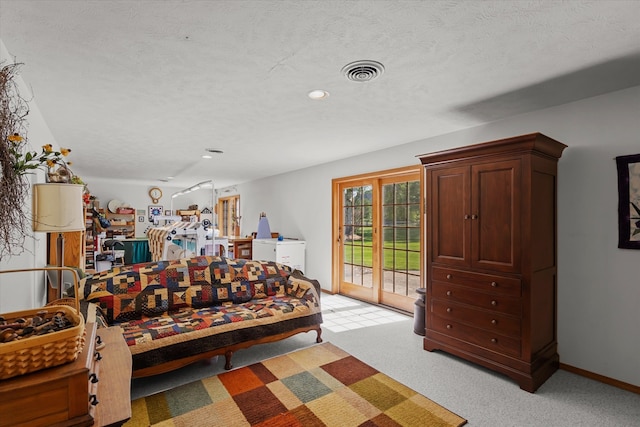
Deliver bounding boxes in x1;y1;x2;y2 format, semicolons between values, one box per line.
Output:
446;307;452;313
491;338;497;343
446;290;452;296
491;319;497;325
491;300;497;306
446;274;452;280
491;281;498;287
446;324;452;329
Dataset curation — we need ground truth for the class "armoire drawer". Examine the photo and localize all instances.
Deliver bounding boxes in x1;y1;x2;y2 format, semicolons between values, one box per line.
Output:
432;281;522;316
432;267;521;297
430;299;521;337
430;315;521;357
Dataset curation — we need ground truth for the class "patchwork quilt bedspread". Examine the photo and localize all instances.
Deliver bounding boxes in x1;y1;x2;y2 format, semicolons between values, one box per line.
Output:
82;255;323;372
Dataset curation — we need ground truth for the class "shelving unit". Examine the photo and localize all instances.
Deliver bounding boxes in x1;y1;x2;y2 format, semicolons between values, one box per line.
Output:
105;210;135;239
84;207;96;274
176;209;200;221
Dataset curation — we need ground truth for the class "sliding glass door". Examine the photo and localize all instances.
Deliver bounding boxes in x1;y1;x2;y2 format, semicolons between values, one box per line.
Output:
340;181;376;301
380;178;421;310
333;166;422;312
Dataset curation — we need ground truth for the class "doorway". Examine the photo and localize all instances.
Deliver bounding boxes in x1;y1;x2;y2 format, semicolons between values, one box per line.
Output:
217;195;241;237
332;166;422;312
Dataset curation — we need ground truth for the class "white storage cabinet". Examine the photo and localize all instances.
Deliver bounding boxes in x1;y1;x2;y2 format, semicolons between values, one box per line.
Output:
252;239;306;272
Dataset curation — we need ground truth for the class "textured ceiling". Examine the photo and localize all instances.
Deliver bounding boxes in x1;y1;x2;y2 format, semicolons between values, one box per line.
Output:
1;0;640;188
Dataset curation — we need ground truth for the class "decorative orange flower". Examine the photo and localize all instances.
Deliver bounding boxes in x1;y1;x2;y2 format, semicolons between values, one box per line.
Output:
8;133;23;142
9;137;75;177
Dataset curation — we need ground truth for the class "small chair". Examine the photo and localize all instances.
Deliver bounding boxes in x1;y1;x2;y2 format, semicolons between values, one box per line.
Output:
102;239;125;266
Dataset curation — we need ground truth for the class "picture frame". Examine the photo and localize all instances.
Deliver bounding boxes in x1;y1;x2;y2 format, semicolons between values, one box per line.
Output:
138;215;145;223
165;210;172;216
616;153;640;249
148;205;163;219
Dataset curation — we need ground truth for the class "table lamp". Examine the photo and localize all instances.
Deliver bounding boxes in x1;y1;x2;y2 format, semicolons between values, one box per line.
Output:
32;183;85;299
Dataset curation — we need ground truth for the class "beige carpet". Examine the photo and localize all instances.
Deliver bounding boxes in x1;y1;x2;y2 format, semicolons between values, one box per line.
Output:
125;342;467;427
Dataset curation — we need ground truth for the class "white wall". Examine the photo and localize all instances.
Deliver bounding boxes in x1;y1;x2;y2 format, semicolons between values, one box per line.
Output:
238;85;640;387
0;40;56;311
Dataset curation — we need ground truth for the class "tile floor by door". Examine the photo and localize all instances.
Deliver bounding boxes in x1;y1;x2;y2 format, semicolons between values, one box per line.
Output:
320;293;409;332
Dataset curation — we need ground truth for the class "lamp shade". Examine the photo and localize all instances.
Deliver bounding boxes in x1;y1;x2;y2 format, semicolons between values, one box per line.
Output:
32;183;85;232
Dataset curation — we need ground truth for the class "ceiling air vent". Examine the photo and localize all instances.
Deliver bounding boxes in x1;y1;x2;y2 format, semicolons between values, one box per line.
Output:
341;60;385;82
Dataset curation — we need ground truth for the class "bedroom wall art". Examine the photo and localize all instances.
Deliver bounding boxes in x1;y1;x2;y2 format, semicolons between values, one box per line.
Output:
616;153;640;249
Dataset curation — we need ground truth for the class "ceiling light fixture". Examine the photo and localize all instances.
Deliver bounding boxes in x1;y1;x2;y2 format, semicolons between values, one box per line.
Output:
308;89;329;100
171;180;213;199
203;148;223;159
341;60;385;82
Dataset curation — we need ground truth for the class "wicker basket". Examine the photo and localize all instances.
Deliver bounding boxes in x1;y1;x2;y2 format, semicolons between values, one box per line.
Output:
0;305;85;380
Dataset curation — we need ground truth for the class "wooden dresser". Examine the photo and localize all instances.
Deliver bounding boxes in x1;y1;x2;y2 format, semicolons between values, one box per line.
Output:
0;323;132;427
419;133;566;392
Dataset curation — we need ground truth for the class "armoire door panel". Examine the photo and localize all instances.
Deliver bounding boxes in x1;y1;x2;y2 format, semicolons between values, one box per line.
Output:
472;160;521;272
430;166;470;267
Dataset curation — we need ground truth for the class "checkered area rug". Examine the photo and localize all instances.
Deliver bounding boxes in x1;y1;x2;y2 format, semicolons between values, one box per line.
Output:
124;343;466;427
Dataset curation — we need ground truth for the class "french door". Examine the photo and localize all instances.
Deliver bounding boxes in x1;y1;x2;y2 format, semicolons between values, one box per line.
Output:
217;195;240;237
332;166;422;312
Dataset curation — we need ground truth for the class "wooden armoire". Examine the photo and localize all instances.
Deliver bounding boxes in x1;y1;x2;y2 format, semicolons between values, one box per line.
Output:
418;133;566;392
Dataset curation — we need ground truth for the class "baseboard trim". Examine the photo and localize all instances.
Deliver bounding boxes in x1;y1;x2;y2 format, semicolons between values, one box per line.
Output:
559;363;639;395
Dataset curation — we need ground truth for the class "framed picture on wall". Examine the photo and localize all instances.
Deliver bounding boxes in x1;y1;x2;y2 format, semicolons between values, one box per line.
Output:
165;210;172;216
616;153;640;249
148;205;163;220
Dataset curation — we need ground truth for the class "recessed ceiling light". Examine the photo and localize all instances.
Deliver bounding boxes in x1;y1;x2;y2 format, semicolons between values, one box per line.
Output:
202;154;212;159
308;89;329;100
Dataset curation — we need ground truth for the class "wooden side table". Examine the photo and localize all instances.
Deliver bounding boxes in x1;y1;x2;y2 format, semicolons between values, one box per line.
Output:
0;324;132;427
229;237;253;259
